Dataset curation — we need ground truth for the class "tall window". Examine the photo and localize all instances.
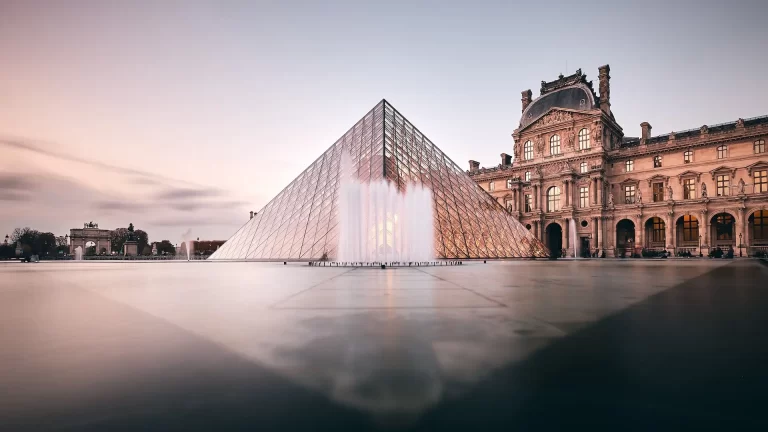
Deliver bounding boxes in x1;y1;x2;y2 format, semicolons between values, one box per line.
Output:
524;194;532;212
716;174;730;196
681;215;699;242
547;186;561;212
684;150;693;164
683;178;696;199
625;160;634;172
550;135;561;155
717;145;728;159
624;185;636;204
507;179;513;189
524;141;533;160
579;186;589;208
651;217;665;243
652;182;665;202
578;128;590;150
524;171;531;182
714;214;734;240
753;210;768;242
580;162;588;173
755;170;768;193
654;155;662;168
489;181;495;192
755;139;766;154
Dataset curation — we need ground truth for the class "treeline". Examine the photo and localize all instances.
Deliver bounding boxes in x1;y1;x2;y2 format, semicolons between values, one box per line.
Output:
0;227;68;258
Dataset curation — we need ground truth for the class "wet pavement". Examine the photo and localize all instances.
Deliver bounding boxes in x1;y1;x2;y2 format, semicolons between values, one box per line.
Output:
1;260;767;431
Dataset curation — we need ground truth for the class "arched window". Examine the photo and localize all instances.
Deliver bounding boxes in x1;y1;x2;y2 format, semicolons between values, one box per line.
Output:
683;150;693;163
578;128;590;150
714;213;734;241
654;155;662;168
580;162;588;173
717;145;728;159
681;215;699;242
524;141;533;160
550;135;561;155
755;139;765;154
547;186;561;212
651;217;665;243
752;210;768;243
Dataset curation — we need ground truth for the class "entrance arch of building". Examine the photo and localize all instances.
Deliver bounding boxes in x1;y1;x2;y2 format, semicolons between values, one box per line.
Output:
644;216;666;249
675;214;700;255
615;219;636;257
747;209;768;256
710;212;736;249
545;221;563;258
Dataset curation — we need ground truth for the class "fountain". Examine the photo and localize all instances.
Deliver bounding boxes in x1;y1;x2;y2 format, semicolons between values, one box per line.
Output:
74;246;83;261
337;152;434;263
569;218;580;258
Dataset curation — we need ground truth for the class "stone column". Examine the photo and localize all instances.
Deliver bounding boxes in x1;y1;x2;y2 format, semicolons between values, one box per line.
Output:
534;221;539;239
534;185;539;209
666;213;674;253
564;217;570;252
636;215;644;251
737;208;746;255
597;216;603;252
597;178;604;206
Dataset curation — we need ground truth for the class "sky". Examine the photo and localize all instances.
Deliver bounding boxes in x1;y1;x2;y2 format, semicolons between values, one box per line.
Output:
2;0;767;243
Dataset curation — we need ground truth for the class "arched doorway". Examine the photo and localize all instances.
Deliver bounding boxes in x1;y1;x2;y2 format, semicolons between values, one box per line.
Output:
676;215;700;255
710;212;735;248
616;219;635;257
545;223;563;258
748;210;768;256
644;217;666;249
85;241;96;256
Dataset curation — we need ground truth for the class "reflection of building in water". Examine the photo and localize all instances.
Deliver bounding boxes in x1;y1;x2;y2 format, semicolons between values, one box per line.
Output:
470;65;768;257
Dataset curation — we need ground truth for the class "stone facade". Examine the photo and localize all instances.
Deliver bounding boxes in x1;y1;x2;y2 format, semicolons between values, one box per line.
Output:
469;65;768;257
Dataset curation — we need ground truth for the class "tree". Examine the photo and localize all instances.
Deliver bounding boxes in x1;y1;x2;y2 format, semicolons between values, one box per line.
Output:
141;245;152;256
155;240;176;255
0;244;15;259
34;232;57;256
111;226;149;254
135;230;148;256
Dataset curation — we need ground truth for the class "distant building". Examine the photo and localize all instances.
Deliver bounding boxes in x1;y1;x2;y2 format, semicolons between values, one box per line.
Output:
469;65;768;257
193;240;226;255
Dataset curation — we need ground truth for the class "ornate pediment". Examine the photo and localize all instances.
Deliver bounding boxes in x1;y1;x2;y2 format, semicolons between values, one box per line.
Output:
539;160;572;177
620;177;640;186
746;160;768;177
709;165;736;181
523;108;593;132
677;170;701;184
646;174;670;187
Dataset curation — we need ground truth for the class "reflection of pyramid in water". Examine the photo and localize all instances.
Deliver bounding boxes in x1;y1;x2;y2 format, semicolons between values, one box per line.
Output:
210;100;548;260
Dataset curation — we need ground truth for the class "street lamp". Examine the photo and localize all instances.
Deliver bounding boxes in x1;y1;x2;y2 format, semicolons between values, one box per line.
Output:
738;233;743;257
698;234;703;257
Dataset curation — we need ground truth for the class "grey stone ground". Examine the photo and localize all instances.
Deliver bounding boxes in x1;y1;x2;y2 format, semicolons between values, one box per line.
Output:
1;259;766;430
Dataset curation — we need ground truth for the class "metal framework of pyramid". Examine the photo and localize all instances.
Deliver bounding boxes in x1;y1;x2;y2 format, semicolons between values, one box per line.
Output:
209;100;548;260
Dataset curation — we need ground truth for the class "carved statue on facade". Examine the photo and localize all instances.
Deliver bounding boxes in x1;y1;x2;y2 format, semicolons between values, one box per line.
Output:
738;178;746;194
566;130;575;150
592;124;602;144
534;136;545;156
607;190;614;206
667;185;674;201
701;182;708;198
637;189;643;204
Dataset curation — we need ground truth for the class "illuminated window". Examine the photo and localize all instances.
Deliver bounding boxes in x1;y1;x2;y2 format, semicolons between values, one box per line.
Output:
625;160;634;172
755;139;765;154
714;213;734;240
755;170;767;193
681;215;699;242
652;182;664;202
579;186;589;208
580;162;587;173
550;135;561;155
489;181;495;192
654;155;662;168
524;171;531;182
524;194;532;212
683;178;696;199
506;179;513;189
547;186;561;212
624;185;636;204
524;141;533;160
716;175;729;196
752;210;768;241
651;217;665;243
717;145;728;159
578;128;590;150
684;150;693;163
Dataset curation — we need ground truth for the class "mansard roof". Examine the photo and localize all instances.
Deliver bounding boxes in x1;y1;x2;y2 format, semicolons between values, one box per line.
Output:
520;69;600;129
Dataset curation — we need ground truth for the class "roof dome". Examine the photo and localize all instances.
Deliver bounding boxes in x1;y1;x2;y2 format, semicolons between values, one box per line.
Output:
520;84;596;128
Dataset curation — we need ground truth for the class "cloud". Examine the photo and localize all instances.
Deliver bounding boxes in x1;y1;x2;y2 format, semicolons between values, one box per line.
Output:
149;216;244;227
0;174;38;201
156;187;225;200
94;200;140;211
0;191;31;201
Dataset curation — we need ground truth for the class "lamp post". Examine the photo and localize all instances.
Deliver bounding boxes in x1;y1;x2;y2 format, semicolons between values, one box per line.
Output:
738;233;743;257
698;234;703;257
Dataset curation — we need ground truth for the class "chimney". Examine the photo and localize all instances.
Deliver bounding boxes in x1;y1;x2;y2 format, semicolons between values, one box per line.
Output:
521;89;532;112
469;160;480;173
598;65;611;115
641;122;652;141
501;153;512;166
249;211;254;219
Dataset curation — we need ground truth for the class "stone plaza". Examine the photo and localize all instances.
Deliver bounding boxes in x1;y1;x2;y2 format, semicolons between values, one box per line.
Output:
1;259;767;430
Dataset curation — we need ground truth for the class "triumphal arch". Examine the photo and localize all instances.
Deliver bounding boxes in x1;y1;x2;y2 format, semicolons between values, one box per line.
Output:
69;222;111;255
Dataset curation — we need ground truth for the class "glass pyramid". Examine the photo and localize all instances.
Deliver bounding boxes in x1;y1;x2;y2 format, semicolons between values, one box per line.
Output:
209;100;548;260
